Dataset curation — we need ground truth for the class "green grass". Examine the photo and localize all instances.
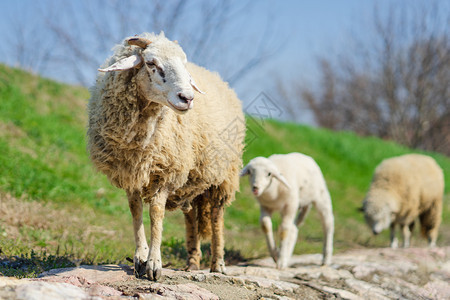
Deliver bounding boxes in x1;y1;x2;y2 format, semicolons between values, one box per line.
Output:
0;64;449;277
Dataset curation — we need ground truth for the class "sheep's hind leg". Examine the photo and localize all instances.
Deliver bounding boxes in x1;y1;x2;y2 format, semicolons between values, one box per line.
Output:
419;200;442;248
146;190;168;281
127;190;149;278
315;200;334;265
295;204;311;227
184;205;202;270
210;204;226;274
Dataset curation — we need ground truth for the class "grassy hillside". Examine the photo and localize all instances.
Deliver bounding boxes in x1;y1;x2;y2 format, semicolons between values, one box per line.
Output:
0;65;449;277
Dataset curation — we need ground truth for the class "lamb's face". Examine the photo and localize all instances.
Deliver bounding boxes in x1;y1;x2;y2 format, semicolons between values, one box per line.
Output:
363;199;393;235
136;42;198;114
241;157;278;197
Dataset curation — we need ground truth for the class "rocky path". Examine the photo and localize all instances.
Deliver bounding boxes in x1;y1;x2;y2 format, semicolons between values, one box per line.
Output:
1;247;449;299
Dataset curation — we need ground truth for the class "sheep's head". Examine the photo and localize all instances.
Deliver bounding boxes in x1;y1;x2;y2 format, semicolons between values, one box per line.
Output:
99;34;204;114
240;157;291;197
362;192;396;235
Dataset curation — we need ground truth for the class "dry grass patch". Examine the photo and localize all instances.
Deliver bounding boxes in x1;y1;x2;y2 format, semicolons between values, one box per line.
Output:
0;193;130;262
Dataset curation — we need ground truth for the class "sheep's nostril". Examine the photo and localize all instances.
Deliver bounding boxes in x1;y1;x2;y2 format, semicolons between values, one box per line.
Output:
178;93;193;103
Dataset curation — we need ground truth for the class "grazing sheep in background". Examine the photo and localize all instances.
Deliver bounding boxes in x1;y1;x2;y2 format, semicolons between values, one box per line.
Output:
241;152;334;268
362;154;444;248
87;32;245;281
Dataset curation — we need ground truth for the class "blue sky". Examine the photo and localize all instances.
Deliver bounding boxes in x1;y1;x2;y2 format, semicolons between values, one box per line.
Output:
0;0;444;122
240;1;371;96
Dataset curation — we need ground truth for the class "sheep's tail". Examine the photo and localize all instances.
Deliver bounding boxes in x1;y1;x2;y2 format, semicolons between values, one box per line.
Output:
196;193;212;238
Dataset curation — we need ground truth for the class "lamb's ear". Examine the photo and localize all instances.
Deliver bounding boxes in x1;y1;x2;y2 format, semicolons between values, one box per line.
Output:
273;172;291;189
240;164;251;177
98;55;142;72
357;206;365;213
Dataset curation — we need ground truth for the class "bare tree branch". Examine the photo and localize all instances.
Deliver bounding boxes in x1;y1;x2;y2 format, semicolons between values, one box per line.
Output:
280;0;450;155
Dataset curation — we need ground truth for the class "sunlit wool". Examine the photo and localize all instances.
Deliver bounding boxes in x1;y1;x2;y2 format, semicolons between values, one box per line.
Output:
87;32;244;279
241;152;334;268
363;154;444;248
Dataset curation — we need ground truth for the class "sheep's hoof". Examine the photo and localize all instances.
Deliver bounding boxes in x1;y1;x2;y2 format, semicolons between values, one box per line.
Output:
276;260;288;270
134;259;147;278
210;259;226;274
186;263;200;271
271;254;278;263
321;260;331;266
390;238;399;249
146;259;162;281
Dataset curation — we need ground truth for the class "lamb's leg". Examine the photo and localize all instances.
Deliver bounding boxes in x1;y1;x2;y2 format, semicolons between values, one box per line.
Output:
278;223;297;269
260;208;278;263
390;223;398;248
184;206;202;270
146;190;168;281
295;204;311;227
127;190;149;278
277;208;298;269
401;224;411;248
315;199;334;265
210;204;226;273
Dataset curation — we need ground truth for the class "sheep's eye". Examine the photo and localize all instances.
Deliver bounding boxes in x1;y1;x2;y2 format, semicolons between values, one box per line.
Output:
146;60;166;81
268;172;271;177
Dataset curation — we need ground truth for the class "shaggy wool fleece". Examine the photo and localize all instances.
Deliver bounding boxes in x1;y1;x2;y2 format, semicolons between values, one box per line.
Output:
87;32;245;213
363;154;444;242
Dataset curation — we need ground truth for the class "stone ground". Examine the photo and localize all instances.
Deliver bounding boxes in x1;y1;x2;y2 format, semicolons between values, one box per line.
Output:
0;247;449;299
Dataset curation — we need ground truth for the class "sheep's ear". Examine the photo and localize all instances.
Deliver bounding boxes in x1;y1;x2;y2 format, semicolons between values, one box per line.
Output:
98;55;142;72
240;165;250;177
273;172;291;189
357;206;365;213
189;74;205;94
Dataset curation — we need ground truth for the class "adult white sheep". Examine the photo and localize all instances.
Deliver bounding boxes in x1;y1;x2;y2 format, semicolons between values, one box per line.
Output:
87;32;245;281
241;152;334;268
362;154;444;248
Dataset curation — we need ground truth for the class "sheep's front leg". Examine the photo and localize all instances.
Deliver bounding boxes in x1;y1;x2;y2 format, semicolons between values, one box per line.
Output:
146;190;168;281
127;190;149;278
260;208;278;263
184;206;201;270
210;204;226;273
401;223;411;248
278;208;298;269
278;222;297;269
390;223;398;248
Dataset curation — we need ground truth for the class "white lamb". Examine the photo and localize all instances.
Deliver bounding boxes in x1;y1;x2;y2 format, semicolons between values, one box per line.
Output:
87;32;244;281
241;152;334;268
